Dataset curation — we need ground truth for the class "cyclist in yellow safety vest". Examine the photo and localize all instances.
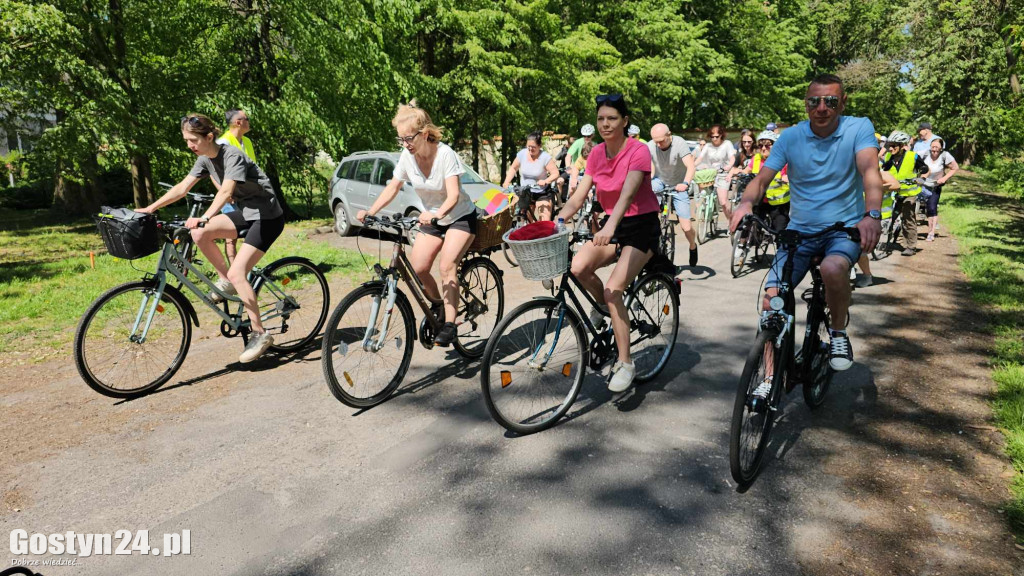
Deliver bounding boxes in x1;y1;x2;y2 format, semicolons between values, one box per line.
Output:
215;108;257;264
880;130;928;256
749;130;790;226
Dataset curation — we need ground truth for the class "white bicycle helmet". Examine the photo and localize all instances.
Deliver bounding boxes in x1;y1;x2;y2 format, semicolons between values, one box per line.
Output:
628;124;641;136
580;124;595;136
887;130;911;145
756;130;778;143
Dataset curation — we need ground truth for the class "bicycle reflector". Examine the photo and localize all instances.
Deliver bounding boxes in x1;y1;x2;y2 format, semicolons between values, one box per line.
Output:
501;371;512;388
561;363;573;377
344;372;354;387
156;304;165;313
663;304;670;315
282;277;290;285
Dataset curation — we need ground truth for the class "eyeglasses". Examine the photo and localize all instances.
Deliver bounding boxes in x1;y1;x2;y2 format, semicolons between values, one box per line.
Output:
741;140;754;145
395;132;421;146
710;134;723;139
805;95;840;110
758;141;773;148
595;93;624;106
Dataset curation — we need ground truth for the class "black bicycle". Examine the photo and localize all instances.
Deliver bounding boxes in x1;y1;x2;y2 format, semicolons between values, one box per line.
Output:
480;230;680;434
728;215;860;486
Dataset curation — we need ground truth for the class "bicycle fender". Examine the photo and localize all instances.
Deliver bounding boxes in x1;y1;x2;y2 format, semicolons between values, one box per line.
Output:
163;284;200;328
358;280;418;342
461;256;504;278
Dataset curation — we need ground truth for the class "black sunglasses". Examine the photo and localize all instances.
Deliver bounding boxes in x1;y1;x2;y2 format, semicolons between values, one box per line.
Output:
595;93;624;106
805;95;841;110
180;115;203;127
395;132;420;146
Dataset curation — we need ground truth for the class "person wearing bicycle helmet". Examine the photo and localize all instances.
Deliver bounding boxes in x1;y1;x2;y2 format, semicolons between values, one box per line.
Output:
881;130;929;256
730;74;884;373
567;124;596;167
502;131;560;222
627;124;646;143
734;130;791;259
557;93;661;394
357;100;478;348
138;113;284;363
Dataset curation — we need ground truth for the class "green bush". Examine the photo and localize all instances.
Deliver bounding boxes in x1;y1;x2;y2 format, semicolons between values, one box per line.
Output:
983;155;1024;201
0;181;52;209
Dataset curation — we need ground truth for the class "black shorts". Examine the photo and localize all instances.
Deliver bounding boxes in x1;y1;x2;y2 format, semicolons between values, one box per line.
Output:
753;202;790;232
599;212;661;255
419;211;478;239
225;211;285;253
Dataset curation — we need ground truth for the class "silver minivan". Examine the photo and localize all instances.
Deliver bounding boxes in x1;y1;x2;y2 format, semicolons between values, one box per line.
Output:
328;150;498;240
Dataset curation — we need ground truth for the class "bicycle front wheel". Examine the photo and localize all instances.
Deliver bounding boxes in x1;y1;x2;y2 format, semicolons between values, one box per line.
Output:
660;216;676;263
481;300;587;434
730;227;749;278
74;281;191;398
695;194;709;245
256;257;330;352
453;258;505;359
628;274;679;382
321;283;414;408
729;329;784;486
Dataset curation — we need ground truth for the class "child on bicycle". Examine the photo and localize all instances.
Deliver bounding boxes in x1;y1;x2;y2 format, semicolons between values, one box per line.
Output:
557;94;661;393
138;113;285;363
356;101;477;347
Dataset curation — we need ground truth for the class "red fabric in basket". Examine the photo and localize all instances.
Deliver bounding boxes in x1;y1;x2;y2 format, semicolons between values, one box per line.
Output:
508;220;557;241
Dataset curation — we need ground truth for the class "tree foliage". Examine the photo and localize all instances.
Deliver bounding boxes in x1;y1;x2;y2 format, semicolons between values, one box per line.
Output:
1;0;1021;213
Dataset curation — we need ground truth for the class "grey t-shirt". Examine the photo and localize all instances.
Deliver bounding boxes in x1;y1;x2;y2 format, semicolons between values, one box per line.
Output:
647;136;693;187
189;144;282;221
516;149;553;186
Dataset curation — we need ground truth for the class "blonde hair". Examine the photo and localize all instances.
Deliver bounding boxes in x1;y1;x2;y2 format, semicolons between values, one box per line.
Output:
391;100;442;142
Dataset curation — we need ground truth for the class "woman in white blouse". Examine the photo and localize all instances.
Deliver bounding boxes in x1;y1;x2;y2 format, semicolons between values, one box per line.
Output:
694;124;737;219
921;138;959;242
357;101;477;347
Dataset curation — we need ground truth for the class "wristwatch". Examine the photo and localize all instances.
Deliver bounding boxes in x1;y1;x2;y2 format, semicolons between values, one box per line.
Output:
199;215;210;223
866;210;882;220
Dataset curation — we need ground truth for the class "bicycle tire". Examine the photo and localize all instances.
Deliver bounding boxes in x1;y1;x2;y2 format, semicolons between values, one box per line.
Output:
730;226;749;278
255;257;330;352
729;329;783;486
660;218;676;263
453;257;505;359
481;299;587;434
628;273;679;382
74;281;192;399
802;305;834;408
321;283;415;408
695;193;709;245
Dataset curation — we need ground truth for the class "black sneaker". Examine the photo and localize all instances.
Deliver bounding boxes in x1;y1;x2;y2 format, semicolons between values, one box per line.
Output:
434;322;457;347
829;331;854;371
689;246;699;267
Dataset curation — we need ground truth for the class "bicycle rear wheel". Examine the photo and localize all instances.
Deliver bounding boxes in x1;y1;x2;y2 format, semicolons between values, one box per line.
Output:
453;258;504;358
802;306;834;408
481;300;587;434
74;281;192;398
321;283;414;408
628;274;679;382
729;329;784;486
255;257;330;352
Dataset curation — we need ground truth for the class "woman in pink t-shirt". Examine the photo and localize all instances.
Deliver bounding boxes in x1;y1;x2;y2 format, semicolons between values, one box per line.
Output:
556;93;661;393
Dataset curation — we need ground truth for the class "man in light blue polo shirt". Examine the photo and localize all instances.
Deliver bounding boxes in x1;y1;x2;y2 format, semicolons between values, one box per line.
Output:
731;73;883;373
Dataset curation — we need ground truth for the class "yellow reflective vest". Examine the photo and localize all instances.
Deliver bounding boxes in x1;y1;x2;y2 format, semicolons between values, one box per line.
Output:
751;154;790;206
218;132;256;162
884;151;921;198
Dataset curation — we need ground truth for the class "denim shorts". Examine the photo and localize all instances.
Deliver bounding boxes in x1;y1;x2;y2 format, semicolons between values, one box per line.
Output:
652;177;692;220
765;229;861;289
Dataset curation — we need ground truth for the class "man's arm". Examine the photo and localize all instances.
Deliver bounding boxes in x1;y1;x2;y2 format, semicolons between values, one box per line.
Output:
854;147;883;251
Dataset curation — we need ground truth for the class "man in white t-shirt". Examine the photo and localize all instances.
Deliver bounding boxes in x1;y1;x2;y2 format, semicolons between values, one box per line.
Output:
648;123;699;267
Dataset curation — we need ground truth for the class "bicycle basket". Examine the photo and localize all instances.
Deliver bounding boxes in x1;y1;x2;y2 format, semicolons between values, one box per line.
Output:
503;225;570;281
95;206;160;260
469;206;513;252
693;168;718;189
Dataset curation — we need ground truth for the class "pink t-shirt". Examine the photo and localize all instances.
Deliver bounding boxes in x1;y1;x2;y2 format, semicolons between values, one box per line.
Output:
586;137;659;217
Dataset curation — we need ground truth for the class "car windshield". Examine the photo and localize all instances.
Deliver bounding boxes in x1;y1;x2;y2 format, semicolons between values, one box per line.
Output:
460;164;487;185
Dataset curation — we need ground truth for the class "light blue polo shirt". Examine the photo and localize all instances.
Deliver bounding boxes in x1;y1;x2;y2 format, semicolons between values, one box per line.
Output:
764;116;878;232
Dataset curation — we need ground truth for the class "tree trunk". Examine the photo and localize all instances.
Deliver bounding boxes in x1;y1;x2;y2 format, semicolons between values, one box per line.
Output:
130;153;153;207
263;157;295;221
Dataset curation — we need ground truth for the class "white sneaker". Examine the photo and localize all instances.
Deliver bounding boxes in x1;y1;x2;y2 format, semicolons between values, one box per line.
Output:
589;305;609;330
849;267;857;281
855;274;873;288
829;332;854;371
751;377;773;400
608;361;635;392
209;278;237;304
240;331;274;363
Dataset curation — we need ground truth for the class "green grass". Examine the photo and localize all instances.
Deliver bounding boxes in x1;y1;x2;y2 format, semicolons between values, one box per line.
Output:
0;213;365;364
940;171;1024;538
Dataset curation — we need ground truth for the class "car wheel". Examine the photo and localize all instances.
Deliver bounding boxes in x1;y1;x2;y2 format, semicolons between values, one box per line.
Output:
406;209;420;245
334;201;354;237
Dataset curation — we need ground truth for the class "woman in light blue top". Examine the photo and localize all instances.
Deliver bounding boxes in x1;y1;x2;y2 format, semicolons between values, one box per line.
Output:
501;131;560;221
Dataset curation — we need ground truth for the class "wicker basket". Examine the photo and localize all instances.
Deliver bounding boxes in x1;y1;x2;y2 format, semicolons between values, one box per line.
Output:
469;205;513;252
502;228;571;281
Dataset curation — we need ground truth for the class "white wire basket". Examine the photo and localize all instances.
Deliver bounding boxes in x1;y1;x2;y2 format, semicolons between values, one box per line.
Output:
502;228;571;281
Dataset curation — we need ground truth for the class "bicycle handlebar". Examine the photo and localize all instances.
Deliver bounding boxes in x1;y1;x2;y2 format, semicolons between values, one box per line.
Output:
742;214;861;244
362;214;426;232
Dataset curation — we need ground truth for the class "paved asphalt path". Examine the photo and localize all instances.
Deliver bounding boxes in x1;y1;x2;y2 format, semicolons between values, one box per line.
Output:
10;220;900;575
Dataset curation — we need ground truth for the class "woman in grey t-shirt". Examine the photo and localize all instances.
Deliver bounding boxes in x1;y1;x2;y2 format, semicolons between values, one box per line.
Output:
501;131;560;221
138;113;284;363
